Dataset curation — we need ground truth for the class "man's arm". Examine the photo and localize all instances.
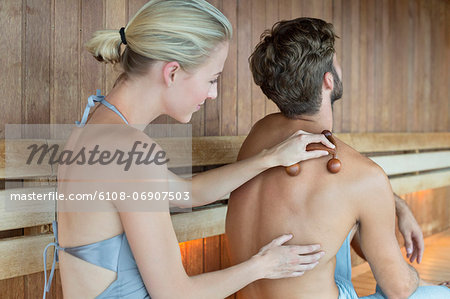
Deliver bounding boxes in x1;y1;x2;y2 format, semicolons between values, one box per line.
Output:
356;165;419;299
351;193;424;264
394;193;424;263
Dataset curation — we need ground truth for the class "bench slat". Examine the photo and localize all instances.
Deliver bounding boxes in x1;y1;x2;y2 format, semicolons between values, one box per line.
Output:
0;186;55;231
0;234;54;280
390;169;450;195
370;151;450;176
2;133;449;179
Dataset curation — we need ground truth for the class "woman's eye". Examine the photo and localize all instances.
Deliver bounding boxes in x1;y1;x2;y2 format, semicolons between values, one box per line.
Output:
209;78;218;85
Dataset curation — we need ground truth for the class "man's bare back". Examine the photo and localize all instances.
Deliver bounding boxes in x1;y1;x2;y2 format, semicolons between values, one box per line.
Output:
226;113;400;299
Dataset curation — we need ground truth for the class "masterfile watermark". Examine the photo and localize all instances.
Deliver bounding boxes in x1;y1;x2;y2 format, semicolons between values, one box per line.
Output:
26;141;170;171
4;124;193;213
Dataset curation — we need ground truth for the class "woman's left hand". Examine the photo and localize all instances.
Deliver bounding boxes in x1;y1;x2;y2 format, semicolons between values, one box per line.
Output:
266;130;335;167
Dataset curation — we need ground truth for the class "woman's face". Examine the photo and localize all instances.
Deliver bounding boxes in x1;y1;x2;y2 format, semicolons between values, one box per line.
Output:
165;42;229;123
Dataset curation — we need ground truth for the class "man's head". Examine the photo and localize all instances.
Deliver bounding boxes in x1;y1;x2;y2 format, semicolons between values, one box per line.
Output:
250;17;342;119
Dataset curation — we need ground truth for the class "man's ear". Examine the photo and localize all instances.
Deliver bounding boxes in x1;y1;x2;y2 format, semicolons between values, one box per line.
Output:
323;72;334;91
163;62;181;87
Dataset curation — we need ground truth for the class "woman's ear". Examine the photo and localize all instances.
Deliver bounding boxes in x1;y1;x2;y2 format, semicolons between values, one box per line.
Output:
163;61;181;87
323;71;334;91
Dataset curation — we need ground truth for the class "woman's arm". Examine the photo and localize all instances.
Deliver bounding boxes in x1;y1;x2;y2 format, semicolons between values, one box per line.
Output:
170;130;334;207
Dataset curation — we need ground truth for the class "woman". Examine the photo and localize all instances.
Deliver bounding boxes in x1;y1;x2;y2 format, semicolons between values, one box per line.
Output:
42;1;335;298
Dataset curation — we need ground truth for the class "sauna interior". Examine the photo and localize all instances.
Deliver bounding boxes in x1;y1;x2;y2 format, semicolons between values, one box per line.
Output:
0;0;449;298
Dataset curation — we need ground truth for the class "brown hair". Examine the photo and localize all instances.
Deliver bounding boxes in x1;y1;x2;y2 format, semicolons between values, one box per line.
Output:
249;18;337;118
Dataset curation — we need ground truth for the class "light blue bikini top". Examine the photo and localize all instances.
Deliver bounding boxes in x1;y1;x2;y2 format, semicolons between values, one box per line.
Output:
43;91;150;299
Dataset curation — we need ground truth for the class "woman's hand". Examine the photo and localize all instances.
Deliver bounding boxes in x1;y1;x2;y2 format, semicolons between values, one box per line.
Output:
265;130;335;168
253;234;324;279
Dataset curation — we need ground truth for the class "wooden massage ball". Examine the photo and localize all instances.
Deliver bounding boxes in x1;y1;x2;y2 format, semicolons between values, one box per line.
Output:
285;130;341;176
322;130;342;174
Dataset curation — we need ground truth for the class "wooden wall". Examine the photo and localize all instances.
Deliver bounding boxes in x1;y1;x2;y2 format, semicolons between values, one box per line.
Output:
0;0;449;298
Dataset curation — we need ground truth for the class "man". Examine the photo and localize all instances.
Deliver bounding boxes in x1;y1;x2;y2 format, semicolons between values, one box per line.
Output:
226;18;449;298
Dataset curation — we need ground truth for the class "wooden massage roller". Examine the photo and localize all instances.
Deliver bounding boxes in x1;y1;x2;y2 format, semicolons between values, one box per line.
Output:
285;130;341;176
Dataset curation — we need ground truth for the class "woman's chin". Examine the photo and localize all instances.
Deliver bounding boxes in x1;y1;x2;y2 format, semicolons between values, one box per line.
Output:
170;114;192;124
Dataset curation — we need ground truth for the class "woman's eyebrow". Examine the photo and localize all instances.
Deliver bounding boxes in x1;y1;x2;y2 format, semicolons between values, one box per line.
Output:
213;72;222;76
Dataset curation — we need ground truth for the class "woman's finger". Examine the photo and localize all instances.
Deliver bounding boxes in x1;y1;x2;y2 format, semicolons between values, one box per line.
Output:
300;134;335;149
288;244;322;255
271;234;293;247
292;130;312;137
302;150;330;160
297;251;325;264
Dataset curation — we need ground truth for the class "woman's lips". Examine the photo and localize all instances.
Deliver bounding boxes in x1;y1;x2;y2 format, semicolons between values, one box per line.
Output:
196;101;206;110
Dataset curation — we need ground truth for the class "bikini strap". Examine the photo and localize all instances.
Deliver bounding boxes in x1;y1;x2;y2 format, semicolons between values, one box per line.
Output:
76;89;129;126
42;221;64;299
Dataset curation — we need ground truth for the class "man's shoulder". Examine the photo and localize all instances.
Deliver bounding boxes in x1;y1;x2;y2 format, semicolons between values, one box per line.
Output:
336;138;391;190
238;113;287;160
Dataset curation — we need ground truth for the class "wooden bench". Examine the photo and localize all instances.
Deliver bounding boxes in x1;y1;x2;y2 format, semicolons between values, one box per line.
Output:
0;132;449;280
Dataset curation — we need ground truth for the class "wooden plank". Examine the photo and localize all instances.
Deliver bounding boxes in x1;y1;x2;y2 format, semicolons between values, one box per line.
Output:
221;0;238;136
250;0;266;126
336;132;450;153
24;0;51;130
0;139;53;179
0;186;55;231
236;0;252;135
104;0;127;93
264;0;280;115
370;151;450;176
0;276;24;299
184;238;204;275
341;0;357;132
26;271;49;299
331;0;343;132
80;0;104;118
128;0;148;20
0;0;22;138
204;0;222;136
391;170;450;195
431;0;448;132
171;205;227;243
204;235;221;272
52;0;80;124
0;234;54;280
1;133;450;178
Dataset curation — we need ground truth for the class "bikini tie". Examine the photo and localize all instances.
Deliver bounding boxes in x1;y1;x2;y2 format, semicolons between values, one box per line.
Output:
43;221;64;299
76;89;128;127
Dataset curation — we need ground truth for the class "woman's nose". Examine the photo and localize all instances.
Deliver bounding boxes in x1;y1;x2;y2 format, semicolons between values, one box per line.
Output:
207;84;218;100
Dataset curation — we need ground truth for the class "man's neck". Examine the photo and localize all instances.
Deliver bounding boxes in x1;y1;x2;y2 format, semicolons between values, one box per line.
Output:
289;98;334;133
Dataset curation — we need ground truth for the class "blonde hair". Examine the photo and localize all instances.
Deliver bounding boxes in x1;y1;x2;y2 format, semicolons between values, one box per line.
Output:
86;0;232;77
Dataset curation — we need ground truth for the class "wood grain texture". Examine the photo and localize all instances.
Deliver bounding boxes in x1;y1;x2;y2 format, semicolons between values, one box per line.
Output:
0;1;22;138
353;229;450;296
80;0;105;114
0;0;447;133
22;0;51;133
221;0;238;136
105;0;127;94
1;132;449;178
204;0;222;137
237;0;252;135
52;0;80;124
0;234;53;280
250;0;266;126
0;0;449;296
